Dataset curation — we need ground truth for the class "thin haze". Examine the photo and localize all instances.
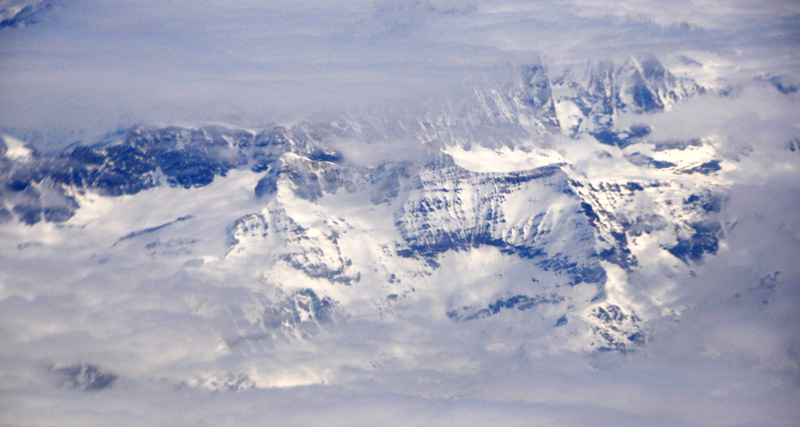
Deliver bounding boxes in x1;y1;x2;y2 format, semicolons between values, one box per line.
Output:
0;0;797;143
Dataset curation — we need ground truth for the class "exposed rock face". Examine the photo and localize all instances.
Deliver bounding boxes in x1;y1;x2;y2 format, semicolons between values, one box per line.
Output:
50;364;117;391
550;56;705;144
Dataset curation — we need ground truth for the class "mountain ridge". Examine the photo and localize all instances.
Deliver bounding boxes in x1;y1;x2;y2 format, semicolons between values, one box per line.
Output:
0;55;766;390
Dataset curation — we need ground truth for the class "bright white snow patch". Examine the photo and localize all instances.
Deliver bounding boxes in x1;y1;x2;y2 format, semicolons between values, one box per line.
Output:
443;144;562;173
1;134;33;160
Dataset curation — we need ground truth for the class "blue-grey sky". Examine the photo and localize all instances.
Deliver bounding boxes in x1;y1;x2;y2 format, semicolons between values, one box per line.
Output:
0;0;798;140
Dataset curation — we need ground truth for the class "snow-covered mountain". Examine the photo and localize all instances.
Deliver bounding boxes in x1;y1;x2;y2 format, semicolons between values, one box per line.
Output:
1;54;798;424
1;56;727;351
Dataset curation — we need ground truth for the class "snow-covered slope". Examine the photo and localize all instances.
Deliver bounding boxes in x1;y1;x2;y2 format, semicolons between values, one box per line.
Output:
1;56;797;422
0;0;52;27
